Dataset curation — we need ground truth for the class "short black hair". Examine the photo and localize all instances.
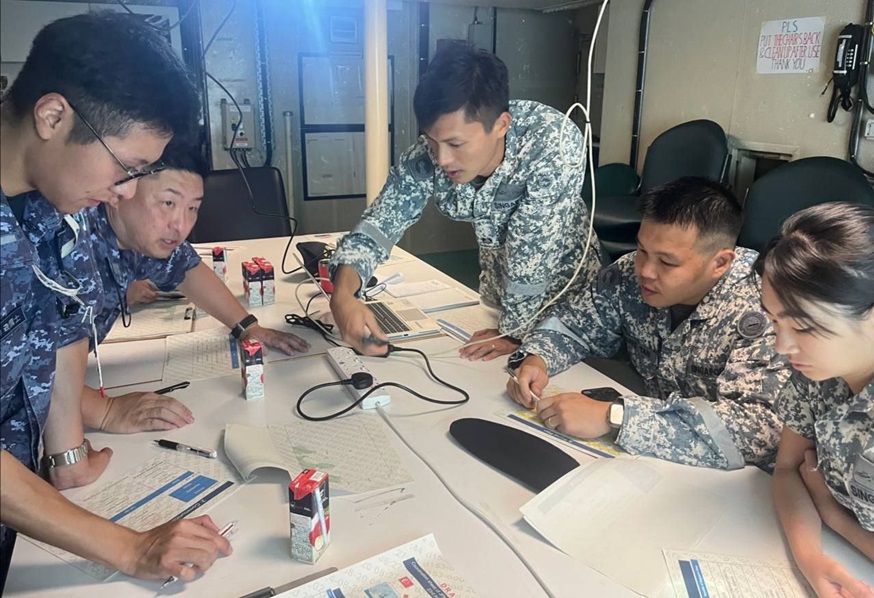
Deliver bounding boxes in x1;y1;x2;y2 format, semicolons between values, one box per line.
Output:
754;202;874;334
159;138;209;178
413;41;509;132
7;12;200;144
639;177;742;249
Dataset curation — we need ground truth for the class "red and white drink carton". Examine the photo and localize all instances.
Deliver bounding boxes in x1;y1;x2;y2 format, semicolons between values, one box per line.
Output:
289;469;331;564
239;338;264;400
212;246;227;281
254;257;275;305
241;261;262;308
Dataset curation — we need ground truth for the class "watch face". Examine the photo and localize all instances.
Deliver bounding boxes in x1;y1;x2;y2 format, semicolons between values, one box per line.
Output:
608;403;624;428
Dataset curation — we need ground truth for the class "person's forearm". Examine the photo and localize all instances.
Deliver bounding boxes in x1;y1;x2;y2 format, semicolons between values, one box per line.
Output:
332;264;364;298
81;385;110;430
820;500;874;560
177;262;248;329
43;340;88;455
1;451;136;570
774;466;827;568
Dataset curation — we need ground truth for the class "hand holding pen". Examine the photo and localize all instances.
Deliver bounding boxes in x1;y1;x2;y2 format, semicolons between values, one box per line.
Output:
505;362;547;410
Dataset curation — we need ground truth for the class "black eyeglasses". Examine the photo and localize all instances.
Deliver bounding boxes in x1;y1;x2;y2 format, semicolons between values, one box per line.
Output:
69;104;165;187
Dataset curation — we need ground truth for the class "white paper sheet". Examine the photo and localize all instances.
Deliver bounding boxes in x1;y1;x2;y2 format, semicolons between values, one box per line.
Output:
223;418;413;494
163;327;330;383
433;304;499;341
663;550;810;598
279;534;479;597
24;452;241;580
385;279;451;298
521;459;730;597
405;288;480;314
103;302;194;343
86;338;166;389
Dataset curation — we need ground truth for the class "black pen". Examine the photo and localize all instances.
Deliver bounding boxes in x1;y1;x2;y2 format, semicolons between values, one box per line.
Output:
238;568;338;598
154;381;190;395
155;439;217;459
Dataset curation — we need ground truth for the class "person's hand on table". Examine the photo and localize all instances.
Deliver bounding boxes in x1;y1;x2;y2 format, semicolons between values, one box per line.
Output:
535;392;611;439
119;515;232;581
796;551;874;598
242;324;311;356
459;329;520;361
100;391;195;433
47;439;113;490
329;292;389;356
506;355;549;409
127;280;158;305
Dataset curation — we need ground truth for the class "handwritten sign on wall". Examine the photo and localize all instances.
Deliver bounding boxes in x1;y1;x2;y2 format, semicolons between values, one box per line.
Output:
757;17;824;74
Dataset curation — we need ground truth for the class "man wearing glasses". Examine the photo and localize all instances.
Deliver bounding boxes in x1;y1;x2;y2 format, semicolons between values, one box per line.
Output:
0;13;230;590
50;139;310;437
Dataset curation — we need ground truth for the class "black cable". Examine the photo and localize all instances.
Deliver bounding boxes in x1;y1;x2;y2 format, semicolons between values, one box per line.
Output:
202;0;236;58
112;0;198;31
295;345;470;422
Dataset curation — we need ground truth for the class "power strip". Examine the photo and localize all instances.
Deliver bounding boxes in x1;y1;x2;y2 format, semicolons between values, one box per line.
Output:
326;347;391;409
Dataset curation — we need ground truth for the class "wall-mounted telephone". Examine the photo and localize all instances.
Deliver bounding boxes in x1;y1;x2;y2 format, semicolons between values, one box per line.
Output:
828;23;864;122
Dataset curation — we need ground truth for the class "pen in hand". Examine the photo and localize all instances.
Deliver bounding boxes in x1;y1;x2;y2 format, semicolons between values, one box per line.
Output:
505;366;541;405
154;381;190;395
159;522;235;590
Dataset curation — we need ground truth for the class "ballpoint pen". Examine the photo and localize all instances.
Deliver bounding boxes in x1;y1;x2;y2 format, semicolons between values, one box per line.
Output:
154;439;217;459
159;522;235;590
505;366;542;404
154;381;191;395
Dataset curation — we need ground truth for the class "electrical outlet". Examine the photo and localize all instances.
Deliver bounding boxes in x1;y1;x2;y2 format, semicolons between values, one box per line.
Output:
221;98;256;149
865;119;874;140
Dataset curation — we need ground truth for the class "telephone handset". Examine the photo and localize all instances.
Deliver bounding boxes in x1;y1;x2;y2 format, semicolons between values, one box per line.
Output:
828;24;864;122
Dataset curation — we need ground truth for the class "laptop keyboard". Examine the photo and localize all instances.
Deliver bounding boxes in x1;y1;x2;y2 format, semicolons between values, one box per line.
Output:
366;302;411;334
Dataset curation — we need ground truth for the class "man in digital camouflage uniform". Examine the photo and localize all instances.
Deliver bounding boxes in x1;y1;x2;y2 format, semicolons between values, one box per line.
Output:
54;139;309;435
0;13;230;589
329;41;602;361
507;177;790;470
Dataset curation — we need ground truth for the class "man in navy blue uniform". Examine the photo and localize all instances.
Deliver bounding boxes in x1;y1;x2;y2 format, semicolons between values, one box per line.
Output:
0;13;231;589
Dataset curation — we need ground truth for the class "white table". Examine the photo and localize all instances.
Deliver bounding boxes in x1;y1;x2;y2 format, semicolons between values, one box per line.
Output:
7;235;873;597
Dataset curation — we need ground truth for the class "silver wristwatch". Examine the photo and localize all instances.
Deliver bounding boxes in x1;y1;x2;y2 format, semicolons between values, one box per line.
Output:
42;440;89;469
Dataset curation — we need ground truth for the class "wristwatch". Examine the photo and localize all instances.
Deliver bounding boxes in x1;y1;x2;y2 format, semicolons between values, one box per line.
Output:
231;314;258;340
42;440;89;469
507;350;530;371
607;399;625;430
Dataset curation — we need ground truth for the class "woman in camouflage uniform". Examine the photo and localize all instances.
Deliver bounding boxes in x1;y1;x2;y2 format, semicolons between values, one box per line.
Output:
757;202;874;598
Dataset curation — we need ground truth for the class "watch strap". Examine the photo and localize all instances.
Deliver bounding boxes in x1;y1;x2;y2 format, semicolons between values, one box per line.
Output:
231;314;259;339
43;440;89;469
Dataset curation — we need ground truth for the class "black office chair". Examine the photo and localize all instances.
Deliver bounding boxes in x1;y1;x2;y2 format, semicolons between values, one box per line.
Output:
190;166;293;243
738;156;874;253
594;120;729;261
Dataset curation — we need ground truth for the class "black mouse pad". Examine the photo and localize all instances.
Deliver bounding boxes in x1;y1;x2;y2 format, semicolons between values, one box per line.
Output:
449;418;579;492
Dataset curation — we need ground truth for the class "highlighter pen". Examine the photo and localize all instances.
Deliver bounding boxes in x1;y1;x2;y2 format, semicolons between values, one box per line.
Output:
505;366;542;404
160;522;235;590
155;439;217;459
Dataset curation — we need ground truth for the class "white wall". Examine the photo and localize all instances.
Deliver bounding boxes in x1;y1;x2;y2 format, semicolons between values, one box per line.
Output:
600;0;869;169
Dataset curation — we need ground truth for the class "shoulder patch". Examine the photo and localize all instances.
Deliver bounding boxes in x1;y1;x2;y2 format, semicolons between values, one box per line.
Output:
406;154;434;182
737;311;767;339
596;264;621;293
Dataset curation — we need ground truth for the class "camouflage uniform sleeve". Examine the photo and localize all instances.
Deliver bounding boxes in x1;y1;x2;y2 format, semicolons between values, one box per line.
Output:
136;242;202;292
774;374;815;438
330;140;434;290
618;331;789;470
516;262;627;375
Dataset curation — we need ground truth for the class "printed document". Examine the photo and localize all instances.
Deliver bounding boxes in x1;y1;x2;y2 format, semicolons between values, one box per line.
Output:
521;459;730;596
279;534;479;597
86;337;166;389
103;302;194;343
24;452;241;580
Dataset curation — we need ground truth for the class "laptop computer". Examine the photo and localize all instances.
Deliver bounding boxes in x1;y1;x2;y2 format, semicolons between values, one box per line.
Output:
293;252;443;342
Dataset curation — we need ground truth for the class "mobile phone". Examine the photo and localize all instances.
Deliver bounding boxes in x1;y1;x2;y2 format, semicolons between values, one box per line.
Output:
581;386;622;402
